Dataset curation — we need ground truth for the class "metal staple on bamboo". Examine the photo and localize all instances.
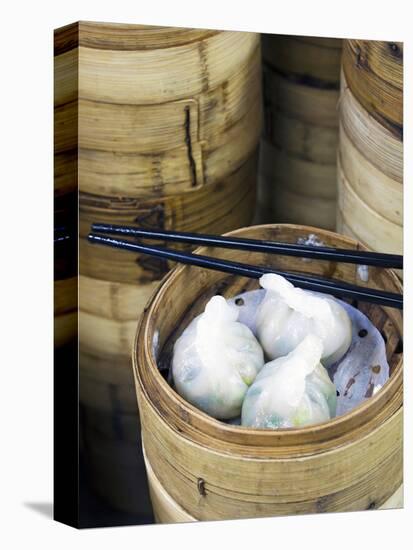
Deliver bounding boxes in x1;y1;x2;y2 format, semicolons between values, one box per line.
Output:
55;21;262;516
337;40;403;264
257;35;342;229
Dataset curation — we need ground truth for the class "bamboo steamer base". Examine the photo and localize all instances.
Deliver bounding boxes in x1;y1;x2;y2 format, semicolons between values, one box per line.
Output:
144;452;403;524
82;428;153;519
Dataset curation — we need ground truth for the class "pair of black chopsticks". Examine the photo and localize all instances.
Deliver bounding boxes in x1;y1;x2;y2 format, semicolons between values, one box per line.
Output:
88;223;403;309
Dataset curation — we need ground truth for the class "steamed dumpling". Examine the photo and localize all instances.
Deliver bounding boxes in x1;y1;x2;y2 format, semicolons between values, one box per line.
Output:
172;295;265;419
256;273;352;367
241;334;337;428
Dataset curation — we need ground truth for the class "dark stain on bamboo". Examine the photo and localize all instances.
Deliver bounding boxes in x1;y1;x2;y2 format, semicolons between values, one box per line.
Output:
184;106;198;187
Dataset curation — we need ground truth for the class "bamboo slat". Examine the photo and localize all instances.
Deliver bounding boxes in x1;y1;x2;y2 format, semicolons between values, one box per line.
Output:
342;40;403;132
339;124;402;225
260;140;337;199
337;160;403;256
134;224;403;521
79;31;259;104
144;451;402;523
263;67;340;129
262;35;342;84
79;154;257;283
79;275;158;320
268;108;339;164
339;72;403;182
270;183;336;230
258;36;341;229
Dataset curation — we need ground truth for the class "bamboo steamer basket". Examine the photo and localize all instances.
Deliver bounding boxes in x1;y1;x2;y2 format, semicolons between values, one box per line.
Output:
79;154;257;283
337;159;403;256
263;35;342;84
144;452;403;523
74;22;261;518
339;73;402;183
258;36;341;229
337;70;403;267
133;224;403;521
342;40;403;133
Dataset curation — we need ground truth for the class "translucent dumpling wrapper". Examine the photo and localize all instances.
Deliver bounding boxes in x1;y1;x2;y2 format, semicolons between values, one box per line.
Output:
172;295;265;420
241;334;337;428
256;274;352;366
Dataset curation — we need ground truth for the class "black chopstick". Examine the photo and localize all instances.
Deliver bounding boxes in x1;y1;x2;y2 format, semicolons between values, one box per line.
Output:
90;223;403;270
87;233;403;309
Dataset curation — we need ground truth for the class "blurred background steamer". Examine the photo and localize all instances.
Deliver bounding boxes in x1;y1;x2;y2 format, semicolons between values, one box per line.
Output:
337;40;403;268
257;35;342;228
54;29;78;349
76;22;262;518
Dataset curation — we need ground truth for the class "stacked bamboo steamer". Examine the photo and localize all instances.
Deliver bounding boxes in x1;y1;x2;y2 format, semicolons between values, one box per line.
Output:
258;35;342;229
54;24;78;348
134;224;403;522
337;40;403;262
77;22;262;516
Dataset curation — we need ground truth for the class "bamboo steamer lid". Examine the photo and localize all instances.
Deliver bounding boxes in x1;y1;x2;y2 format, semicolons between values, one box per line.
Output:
342;39;403;132
134;224;403;521
262;34;342;83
